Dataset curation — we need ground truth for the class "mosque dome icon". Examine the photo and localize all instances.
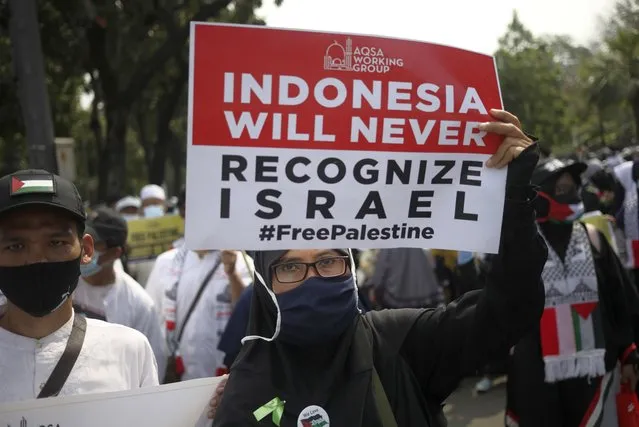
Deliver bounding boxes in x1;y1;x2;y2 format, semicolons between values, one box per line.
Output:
324;38;353;71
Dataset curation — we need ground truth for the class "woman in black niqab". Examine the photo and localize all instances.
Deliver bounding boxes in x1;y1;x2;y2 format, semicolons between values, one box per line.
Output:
212;113;549;427
228;249;385;426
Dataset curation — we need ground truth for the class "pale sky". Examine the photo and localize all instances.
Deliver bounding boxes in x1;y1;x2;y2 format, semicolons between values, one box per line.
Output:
257;0;616;55
80;0;615;109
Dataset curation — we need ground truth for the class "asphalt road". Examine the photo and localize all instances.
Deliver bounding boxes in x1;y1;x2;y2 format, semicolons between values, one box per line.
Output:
444;376;507;427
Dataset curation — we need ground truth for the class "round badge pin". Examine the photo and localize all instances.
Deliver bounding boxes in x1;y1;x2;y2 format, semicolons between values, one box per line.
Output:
297;405;330;427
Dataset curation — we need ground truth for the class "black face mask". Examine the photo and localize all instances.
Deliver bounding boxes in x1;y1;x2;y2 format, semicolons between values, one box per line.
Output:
0;258;81;317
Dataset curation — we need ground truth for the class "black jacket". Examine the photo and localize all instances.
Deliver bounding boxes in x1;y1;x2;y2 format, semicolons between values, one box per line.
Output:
367;194;547;426
213;194;548;427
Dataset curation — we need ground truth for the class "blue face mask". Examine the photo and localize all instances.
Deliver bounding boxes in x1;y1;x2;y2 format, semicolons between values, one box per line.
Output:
275;275;359;345
143;205;164;218
80;251;103;278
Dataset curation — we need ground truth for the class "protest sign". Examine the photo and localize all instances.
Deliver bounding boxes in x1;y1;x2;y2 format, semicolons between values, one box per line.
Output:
127;215;184;262
581;211;619;253
0;377;220;427
186;23;506;253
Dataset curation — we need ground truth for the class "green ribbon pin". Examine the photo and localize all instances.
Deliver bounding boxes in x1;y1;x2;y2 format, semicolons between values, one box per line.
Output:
254;397;286;426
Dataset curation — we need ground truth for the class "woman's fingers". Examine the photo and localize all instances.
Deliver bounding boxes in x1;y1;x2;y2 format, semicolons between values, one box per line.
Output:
479;121;528;140
481;109;533;169
486;138;528;168
488;109;522;130
208;375;229;419
492;146;524;169
208;394;221;418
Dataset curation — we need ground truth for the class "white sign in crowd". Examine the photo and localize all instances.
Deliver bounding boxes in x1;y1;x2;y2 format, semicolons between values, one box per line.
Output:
0;378;221;427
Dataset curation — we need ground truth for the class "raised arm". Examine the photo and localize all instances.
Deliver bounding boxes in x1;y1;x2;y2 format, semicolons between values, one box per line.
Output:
398;112;548;401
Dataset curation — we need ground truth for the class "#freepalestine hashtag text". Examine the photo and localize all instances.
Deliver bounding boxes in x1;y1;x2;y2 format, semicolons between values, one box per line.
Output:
258;223;435;242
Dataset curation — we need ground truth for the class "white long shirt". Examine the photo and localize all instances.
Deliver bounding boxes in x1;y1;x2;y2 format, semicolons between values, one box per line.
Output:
127;259;156;288
0;311;158;403
73;269;167;376
145;249;251;380
145;249;178;316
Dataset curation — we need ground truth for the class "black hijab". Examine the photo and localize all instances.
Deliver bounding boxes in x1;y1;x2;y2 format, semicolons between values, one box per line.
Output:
536;167;581;260
213;249;386;427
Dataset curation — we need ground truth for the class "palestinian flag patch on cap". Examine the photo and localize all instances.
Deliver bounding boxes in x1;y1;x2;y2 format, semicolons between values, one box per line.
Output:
10;175;55;196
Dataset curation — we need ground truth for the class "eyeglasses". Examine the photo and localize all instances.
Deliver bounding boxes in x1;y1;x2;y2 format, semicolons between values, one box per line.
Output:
271;256;350;284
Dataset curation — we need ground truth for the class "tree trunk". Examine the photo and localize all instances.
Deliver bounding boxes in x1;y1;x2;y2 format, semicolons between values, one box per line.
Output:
96;145;110;203
630;84;639;141
134;110;153;174
2;136;24;176
8;0;58;172
148;127;170;185
89;90;104;195
597;105;606;146
84;0;235;198
98;107;128;202
170;132;184;194
148;59;188;185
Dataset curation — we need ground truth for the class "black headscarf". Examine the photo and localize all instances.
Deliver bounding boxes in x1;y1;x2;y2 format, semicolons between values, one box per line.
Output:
533;160;586;261
213;249;387;427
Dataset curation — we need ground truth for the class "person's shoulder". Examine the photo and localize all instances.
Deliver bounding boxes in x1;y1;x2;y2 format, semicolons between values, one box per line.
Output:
148;248;180;273
614;160;633;178
233;284;254;310
86;318;151;352
155;248;179;264
117;271;156;307
239;284;253;300
364;308;425;326
84;318;157;384
364;309;427;349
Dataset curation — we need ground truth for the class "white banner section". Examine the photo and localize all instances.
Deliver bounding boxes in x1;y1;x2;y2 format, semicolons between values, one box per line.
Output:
185;146;506;252
0;377;221;427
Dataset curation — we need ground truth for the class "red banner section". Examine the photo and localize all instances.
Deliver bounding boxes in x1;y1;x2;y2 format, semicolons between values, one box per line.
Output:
191;24;503;154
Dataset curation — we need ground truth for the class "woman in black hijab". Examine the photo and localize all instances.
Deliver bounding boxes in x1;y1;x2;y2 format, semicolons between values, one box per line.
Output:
212;111;548;427
505;158;639;426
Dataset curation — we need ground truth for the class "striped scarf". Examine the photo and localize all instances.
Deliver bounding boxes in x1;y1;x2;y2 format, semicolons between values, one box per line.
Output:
539;222;606;383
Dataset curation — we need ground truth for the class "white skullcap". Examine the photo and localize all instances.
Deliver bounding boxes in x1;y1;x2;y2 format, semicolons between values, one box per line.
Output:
115;196;142;212
140;184;166;201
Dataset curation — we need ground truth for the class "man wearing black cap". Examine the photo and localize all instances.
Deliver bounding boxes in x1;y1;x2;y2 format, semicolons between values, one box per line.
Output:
0;170;158;403
74;207;166;376
505;159;639;426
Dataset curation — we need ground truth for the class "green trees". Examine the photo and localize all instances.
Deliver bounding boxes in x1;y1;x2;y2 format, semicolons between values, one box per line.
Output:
495;2;639;155
1;0;280;202
1;0;635;201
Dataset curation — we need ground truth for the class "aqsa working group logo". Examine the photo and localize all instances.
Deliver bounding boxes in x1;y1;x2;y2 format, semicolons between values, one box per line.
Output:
7;417;60;427
323;37;403;74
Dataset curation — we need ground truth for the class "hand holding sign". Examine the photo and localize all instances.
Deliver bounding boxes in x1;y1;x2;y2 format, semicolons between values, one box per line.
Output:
208;374;229;419
482;109;534;169
221;250;237;274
